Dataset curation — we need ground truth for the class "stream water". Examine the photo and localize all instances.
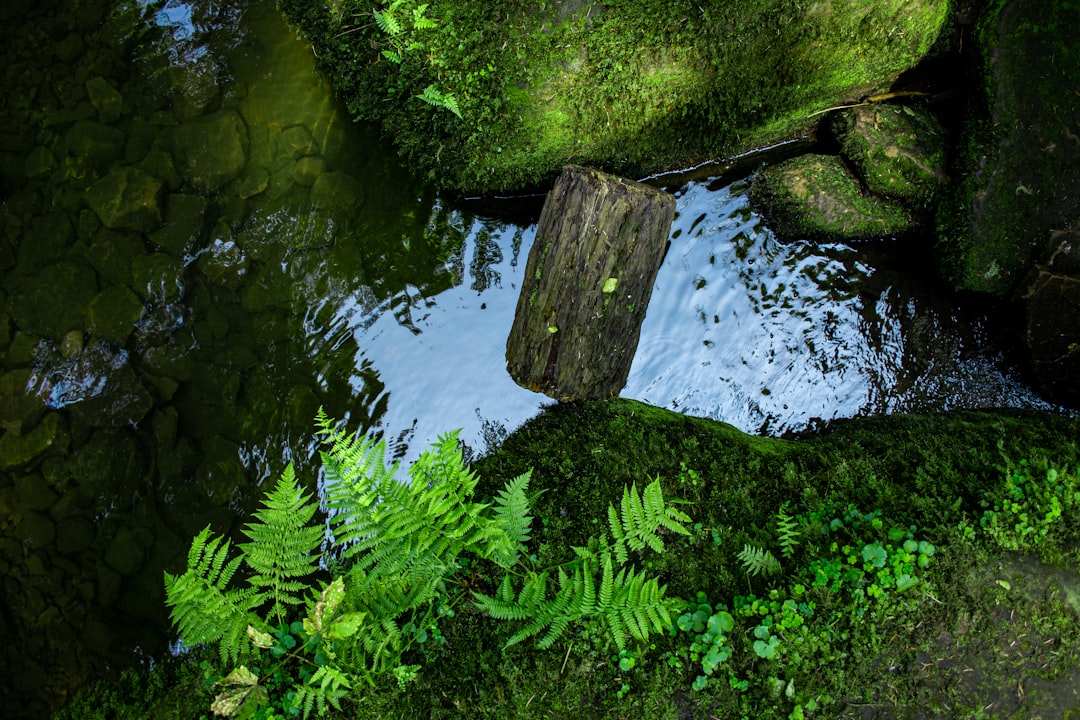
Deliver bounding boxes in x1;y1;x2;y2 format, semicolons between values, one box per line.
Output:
0;0;1062;716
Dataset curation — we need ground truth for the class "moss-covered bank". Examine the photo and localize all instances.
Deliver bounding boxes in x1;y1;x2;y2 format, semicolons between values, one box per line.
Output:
277;0;948;193
57;400;1080;719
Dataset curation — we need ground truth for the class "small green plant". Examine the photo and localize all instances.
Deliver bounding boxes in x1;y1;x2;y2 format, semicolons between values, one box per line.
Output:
979;457;1079;553
165;410;692;717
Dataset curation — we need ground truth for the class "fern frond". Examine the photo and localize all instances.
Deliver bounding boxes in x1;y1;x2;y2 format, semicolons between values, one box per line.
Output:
165;527;258;663
609;478;691;563
490;470;534;566
416;84;462;119
776;503;801;559
372;8;401;35
738;544;782;577
240;465;324;625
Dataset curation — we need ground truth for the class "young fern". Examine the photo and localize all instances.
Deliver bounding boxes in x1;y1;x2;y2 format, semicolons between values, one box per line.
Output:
776;502;802;560
738;544;782;578
240;465;324;625
609;478;693;563
474;479;688;651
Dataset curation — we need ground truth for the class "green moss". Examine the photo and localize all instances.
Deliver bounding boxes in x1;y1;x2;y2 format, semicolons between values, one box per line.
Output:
749;153;915;241
279;0;948;192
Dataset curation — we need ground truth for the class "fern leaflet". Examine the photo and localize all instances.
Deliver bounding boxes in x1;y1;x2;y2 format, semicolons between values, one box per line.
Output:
776;502;801;559
738;544;782;577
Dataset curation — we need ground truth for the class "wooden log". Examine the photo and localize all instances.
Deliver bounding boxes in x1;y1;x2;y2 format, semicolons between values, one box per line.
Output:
506;165;676;401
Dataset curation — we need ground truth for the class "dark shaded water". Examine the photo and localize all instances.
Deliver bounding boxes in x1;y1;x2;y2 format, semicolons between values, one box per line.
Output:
0;0;1060;716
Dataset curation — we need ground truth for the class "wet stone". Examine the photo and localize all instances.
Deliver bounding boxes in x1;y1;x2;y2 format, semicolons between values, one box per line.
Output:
274;125;316;161
67;355;153;428
236;166;269;199
138;147;181;191
87;284;143;345
87;229;144;286
131;252;184;303
77;209;102;241
84;166;164;232
291;155;324;187
55;516;95;556
150;193;208;257
85;76;123;124
312;171;365;210
8;261;98;338
0;368;47;434
65;120;126;171
24;146;58;179
750;153;914;242
59;330;84;359
0;413;70;471
14;475;58;511
165;54;221;122
104;526;152;576
198;227;248;290
172;110;249;193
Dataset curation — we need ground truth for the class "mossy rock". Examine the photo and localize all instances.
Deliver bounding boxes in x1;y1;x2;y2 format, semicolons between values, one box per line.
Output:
936;0;1080;297
749;153;914;241
278;0;949;192
830;104;948;208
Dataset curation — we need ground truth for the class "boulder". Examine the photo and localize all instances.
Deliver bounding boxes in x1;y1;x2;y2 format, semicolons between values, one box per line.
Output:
172;111;249;193
750;154;913;241
163;54;221;122
197;231;249;290
84;166;164;232
24;146;58;179
273;125;317;162
130;252;184;303
280;0;950;192
291;155;324;187
936;0;1080;296
830;105;948;208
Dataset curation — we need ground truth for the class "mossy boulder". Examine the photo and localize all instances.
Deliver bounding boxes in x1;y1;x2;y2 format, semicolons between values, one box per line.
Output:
830;104;948;208
749;153;914;241
171;111;249;193
278;0;949;192
84;166;164;233
936;0;1080;297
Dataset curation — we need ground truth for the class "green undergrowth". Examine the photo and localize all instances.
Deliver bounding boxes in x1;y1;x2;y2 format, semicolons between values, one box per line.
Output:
56;400;1080;718
276;0;948;192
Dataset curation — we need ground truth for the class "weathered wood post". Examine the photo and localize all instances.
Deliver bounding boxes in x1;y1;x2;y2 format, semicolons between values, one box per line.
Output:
506;165;676;400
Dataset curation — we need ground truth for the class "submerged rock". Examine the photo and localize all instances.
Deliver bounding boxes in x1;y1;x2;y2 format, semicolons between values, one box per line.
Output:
84;166;164;232
85;76;123;124
172;111;249;193
149;193;208;257
87;285;144;345
0;368;47;434
0;413;70;471
8;261;98;338
65;120;126;171
311;171;365;210
750;154;913;242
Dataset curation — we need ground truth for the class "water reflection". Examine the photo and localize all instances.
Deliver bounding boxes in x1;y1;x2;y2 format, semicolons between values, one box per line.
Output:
624;180;1054;432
